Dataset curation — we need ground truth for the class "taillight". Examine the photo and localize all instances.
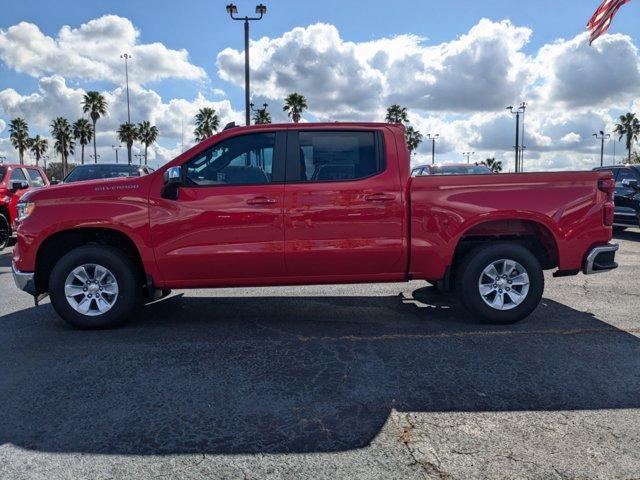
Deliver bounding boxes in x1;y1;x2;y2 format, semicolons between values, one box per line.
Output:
598;178;615;200
603;202;614;226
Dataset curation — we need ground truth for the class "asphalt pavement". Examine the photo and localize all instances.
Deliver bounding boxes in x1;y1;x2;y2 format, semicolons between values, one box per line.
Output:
1;231;640;479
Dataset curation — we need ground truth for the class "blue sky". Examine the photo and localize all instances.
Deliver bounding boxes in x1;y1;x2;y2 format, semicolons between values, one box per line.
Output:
1;0;639;169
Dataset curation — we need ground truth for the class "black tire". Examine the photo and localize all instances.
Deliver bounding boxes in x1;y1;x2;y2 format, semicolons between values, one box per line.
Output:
613;226;627;233
49;245;141;329
455;242;544;325
0;214;10;251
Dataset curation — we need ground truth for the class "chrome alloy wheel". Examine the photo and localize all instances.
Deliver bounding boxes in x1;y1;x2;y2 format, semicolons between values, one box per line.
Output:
478;259;530;311
64;264;119;316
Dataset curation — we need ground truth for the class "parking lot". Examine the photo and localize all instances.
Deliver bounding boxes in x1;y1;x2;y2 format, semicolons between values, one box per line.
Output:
1;231;639;480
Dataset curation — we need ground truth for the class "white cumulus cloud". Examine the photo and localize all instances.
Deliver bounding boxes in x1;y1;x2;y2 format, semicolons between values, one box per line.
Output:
0;15;207;85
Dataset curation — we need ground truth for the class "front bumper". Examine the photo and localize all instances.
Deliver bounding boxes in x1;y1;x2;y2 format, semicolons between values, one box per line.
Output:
583;243;619;275
12;262;36;295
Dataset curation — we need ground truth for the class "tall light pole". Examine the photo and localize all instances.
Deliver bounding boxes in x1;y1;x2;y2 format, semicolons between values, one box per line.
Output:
463;151;475;163
0;155;6;164
120;53;132;124
42;155;49;170
427;133;439;164
507;102;527;172
112;145;122;164
226;3;267;126
593;130;610;167
90;154;100;163
134;153;144;166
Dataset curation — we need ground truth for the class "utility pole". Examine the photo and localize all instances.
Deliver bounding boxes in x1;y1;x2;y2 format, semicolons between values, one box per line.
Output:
112;145;122;164
427;133;439;164
462;151;475;163
593;131;610;167
120;53;132;124
226;4;267;126
507;103;526;172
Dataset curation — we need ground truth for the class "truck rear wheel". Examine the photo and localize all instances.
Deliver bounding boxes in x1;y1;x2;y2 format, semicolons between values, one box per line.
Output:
0;214;10;251
49;245;141;329
455;242;544;324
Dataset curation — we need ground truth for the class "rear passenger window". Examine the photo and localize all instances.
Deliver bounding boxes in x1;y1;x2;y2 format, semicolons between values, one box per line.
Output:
297;131;381;182
26;169;46;187
184;133;275;186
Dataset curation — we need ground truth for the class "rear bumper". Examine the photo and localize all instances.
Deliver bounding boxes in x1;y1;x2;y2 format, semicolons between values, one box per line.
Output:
583;243;619;275
12;262;36;295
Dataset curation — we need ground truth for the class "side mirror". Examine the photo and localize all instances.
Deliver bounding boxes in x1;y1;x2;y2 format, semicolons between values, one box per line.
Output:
9;179;29;192
622;178;639;189
161;166;182;200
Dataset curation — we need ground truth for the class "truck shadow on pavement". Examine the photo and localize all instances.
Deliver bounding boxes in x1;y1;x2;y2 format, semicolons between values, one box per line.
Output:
1;287;640;455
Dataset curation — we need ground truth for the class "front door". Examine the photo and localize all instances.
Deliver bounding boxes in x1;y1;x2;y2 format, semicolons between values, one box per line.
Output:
283;129;406;279
150;131;287;286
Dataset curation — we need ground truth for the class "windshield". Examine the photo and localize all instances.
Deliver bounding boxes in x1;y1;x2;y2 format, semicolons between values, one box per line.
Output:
429;165;492;175
64;165;141;183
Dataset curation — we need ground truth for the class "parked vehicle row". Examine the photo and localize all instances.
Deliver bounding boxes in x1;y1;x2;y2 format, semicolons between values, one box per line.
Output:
10;122;618;329
0;164;49;250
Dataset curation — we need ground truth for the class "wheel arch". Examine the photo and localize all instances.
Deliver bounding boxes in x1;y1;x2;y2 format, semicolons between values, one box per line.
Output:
34;227;147;294
445;218;559;289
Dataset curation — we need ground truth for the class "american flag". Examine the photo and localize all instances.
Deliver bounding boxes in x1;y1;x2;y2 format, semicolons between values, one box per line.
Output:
587;0;631;45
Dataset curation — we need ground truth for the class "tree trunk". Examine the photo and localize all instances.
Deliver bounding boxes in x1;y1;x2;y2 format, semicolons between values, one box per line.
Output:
92;120;98;164
19;149;24;165
128;144;132;164
81;144;85;165
144;144;148;165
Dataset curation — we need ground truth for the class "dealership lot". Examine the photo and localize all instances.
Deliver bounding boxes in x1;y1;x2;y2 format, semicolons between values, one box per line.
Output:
1;231;640;480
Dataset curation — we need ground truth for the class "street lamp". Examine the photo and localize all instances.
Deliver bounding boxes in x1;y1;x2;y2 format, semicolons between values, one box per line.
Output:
120;53;132;124
462;151;475;163
0;155;6;164
112;145;122;164
427;133;439;164
90;154;100;163
593;130;611;167
134;153;144;165
507;102;527;172
226;3;267;126
42;155;49;170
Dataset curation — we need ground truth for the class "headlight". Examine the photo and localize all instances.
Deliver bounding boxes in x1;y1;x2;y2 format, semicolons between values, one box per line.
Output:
17;202;36;222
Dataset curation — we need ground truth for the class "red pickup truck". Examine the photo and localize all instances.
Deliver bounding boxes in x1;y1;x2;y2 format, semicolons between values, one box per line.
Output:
1;163;50;250
11;123;618;329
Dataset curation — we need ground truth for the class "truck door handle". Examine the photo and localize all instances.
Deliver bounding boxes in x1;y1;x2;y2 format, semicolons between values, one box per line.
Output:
364;193;395;202
247;196;277;205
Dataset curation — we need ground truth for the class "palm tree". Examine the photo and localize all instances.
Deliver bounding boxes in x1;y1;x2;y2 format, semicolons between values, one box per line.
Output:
117;122;138;164
28;135;49;167
283;93;307;123
253;107;272;125
72;118;93;165
405;126;423;154
137;121;159;165
51;117;75;177
193;107;219;142
614;112;640;163
81;91;108;165
482;157;503;173
385;104;408;124
9;118;29;164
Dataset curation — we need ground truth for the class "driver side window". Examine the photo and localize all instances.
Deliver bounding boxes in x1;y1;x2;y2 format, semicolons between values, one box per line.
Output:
185;133;275;186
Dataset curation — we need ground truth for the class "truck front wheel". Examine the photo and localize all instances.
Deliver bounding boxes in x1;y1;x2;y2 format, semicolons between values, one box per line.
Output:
455;242;544;324
49;245;141;329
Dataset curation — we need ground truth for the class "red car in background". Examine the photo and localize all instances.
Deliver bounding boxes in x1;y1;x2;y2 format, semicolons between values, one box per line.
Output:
0;163;49;250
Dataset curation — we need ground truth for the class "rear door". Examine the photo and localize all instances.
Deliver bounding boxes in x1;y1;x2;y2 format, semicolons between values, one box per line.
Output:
283;128;405;279
613;167;640;226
